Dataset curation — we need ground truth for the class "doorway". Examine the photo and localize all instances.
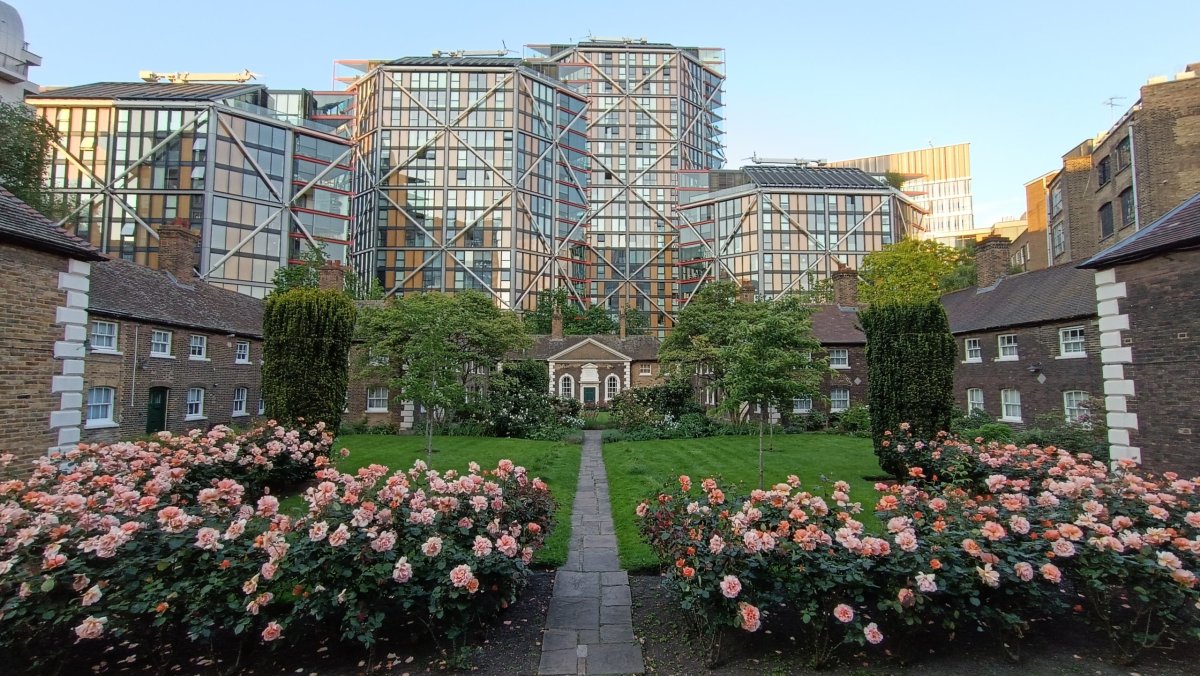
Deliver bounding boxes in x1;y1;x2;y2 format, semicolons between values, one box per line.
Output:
582;386;597;405
147;387;169;434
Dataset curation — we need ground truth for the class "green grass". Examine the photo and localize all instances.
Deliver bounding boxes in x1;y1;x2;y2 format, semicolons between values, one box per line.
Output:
602;434;883;571
582;411;612;429
279;435;581;567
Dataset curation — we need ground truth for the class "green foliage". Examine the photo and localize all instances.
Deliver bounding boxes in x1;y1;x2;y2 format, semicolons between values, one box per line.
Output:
858;239;975;305
262;288;356;434
0;102;75;219
1014;401;1109;460
523;288;648;336
950;409;1014;443
502;359;550;393
831;403;871;436
861;301;957;477
269;242;383;299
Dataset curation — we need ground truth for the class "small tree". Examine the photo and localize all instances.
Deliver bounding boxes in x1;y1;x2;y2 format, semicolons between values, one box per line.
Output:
261;288;357;434
270;242;384;299
860;301;957;477
859;239;975;305
0;101;72;219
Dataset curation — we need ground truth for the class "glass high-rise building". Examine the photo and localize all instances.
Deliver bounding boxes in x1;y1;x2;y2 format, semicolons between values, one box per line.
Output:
29;83;352;297
348;56;589;311
526;40;726;334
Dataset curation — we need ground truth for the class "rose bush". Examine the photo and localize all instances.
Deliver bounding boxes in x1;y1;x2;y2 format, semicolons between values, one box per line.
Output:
0;425;555;672
637;434;1200;666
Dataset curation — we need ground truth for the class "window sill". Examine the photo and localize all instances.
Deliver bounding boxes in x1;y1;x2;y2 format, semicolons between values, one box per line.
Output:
90;349;123;356
188;357;211;362
84;421;120;430
962;359;982;364
830;408;848;414
231;412;249;418
1055;353;1086;360
793;410;812;415
235;360;252;365
365;408;389;414
1000;417;1023;424
994;356;1019;362
184;415;207;422
150;354;176;360
831;365;851;370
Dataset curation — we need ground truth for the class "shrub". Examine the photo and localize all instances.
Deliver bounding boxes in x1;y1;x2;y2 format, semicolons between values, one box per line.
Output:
262;289;357;434
831;404;870;437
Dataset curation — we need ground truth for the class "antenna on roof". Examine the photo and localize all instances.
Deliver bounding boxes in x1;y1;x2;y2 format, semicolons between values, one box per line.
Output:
1103;96;1127;116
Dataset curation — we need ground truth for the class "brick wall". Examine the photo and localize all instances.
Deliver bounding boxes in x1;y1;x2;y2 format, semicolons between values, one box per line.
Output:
80;317;264;444
0;245;70;465
953;319;1102;428
1137;77;1200;227
1113;249;1200;475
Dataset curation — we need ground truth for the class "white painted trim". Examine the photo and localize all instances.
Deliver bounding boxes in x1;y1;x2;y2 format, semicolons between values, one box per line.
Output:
1093;268;1139;467
544;337;633;362
50;260;91;453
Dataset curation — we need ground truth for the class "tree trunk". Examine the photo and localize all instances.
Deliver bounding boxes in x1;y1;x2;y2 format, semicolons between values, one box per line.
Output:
425;411;433;459
768;406;775;453
758;413;765;491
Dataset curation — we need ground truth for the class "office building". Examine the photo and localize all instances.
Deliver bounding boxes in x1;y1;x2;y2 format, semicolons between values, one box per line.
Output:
28;81;352;298
0;1;39;102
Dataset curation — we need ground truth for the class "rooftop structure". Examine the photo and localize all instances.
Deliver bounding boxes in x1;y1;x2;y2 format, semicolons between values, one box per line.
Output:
0;1;41;102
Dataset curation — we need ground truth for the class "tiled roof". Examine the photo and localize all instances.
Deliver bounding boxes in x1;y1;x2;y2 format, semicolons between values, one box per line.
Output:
89;258;263;338
742;166;886;190
29;82;262;101
386;57;523;68
809;305;865;344
0;187;104;260
517;335;661;361
1079;192;1200;268
940;265;1096;334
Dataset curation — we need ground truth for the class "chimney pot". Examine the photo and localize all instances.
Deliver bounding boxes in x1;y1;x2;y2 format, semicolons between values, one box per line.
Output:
156;224;200;282
831;266;859;306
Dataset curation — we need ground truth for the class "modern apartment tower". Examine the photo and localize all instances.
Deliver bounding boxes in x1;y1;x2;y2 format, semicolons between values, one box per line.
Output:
0;1;40;102
676;165;924;300
28;82;352;297
526;39;726;333
347;56;590;312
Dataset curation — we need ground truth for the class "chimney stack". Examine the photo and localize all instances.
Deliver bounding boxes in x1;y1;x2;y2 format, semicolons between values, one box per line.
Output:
831;264;859;306
318;260;345;291
551;305;563;339
738;280;755;303
619;304;627;339
157;224;199;282
975;235;1013;289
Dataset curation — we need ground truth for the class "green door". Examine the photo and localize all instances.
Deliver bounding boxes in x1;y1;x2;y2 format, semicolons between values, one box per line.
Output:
583;386;597;405
147;387;168;434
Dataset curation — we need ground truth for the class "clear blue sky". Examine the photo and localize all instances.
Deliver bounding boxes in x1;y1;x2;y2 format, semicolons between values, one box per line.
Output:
16;0;1200;227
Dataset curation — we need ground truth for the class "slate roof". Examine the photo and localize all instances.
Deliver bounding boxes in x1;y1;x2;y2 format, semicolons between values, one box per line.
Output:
1079;192;1200;269
809;305;865;344
0;186;104;260
89;258;263;338
742;165;886;190
29;82;263;101
517;335;661;361
940;264;1096;334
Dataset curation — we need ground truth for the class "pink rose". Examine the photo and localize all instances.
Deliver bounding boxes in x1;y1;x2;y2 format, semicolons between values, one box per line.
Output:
74;616;107;640
738;602;761;632
261;621;282;641
720;575;742;599
473;535;493;557
422;536;443;557
328;524;350;547
496;534;518;557
864;622;884;644
833;603;854;623
449;564;476;590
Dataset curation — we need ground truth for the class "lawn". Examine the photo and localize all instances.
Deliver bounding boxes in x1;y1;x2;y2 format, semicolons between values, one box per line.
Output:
603;434;883;571
281;435;581;566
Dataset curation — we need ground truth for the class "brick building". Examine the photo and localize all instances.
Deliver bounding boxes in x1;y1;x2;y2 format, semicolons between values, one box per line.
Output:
81;226;264;443
942;236;1102;428
1048;64;1200;267
0;187;105;467
1079;192;1200;475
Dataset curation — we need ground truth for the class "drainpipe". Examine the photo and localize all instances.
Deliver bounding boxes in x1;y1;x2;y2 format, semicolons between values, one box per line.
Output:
130;324;139;413
1128;122;1140;231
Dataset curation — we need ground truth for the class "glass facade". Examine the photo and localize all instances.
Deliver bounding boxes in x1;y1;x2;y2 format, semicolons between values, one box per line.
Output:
31;85;351;298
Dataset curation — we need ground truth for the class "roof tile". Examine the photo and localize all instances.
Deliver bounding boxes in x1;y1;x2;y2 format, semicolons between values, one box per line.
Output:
0;187;104;260
1080;192;1200;268
940;265;1096;334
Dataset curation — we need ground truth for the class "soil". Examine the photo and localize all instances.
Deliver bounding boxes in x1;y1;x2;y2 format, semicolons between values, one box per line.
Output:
630;574;1200;676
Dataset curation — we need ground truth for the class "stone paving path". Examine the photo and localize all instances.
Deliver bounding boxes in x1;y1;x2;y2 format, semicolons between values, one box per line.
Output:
538;430;644;675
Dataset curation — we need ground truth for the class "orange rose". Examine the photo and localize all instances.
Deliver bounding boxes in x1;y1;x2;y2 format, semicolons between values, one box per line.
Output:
682;567;695;578
675;558;686;568
930;559;942;570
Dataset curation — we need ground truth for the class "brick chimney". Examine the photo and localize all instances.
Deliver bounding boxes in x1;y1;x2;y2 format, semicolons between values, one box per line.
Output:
157;224;199;282
831;264;859;306
619;304;627;339
975;234;1012;289
318;260;345;291
738;280;755;303
551;305;563;339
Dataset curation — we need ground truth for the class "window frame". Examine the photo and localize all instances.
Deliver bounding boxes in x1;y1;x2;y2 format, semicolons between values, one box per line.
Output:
964;338;982;363
830;388;850;413
90;321;119;352
235;340;251;364
85;386;116;427
1119;188;1135;227
1063;390;1090;423
188;334;209;360
366;387;390;413
829;348;850;369
1000;389;1022;422
966;388;984;413
232;387;248;416
1099;202;1115;240
997;334;1019;361
559;374;575;399
792;396;812;414
185;387;206;420
150;329;173;357
605;374;620;400
1058;326;1086;358
638;363;652;376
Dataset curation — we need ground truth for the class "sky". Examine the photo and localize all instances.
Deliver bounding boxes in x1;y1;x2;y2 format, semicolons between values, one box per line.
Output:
14;0;1200;228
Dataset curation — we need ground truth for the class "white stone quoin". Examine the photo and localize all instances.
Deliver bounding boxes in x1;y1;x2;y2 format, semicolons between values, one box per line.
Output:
50;259;92;452
1092;268;1140;465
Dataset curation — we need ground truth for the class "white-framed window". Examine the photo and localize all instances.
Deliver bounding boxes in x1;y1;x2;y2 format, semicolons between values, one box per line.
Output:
258;395;266;415
704;387;716;406
830;388;850;413
150;330;173;357
189;335;208;360
366;387;389;412
829;348;850;369
639;363;652;376
1059;327;1085;357
605;374;620;400
1064;390;1089;423
1001;389;1022;422
90;321;118;351
235;341;251;364
186;387;206;420
232;387;248;416
792;396;812;414
964;338;981;363
997;334;1019;360
559;375;574;399
967;388;984;413
86;387;115;426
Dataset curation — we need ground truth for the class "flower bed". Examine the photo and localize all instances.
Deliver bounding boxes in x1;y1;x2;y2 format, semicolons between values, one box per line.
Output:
636;435;1200;666
0;425;555;671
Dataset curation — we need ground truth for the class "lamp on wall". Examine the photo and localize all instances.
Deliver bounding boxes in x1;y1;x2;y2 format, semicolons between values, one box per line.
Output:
1027;362;1043;374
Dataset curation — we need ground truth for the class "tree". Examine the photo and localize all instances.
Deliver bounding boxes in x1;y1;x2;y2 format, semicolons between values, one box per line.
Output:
358;291;529;455
860;301;957;478
524;287;646;336
858;239;975;306
261;288;357;434
0;101;71;219
269;241;383;299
